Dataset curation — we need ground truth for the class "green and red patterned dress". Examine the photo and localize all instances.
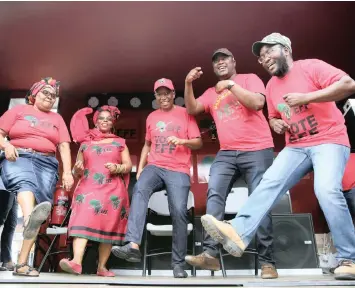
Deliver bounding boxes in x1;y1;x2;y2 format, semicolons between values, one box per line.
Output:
68;138;129;244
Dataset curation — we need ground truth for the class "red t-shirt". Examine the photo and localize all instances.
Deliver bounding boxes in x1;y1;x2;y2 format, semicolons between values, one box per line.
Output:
342;153;355;191
146;106;201;175
266;59;349;148
0;104;71;153
197;74;274;151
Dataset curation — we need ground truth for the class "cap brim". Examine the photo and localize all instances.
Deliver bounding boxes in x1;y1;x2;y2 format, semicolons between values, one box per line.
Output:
212;52;232;61
252;41;278;57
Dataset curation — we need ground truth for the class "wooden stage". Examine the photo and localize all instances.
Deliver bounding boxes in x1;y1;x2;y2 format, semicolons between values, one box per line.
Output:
0;269;354;287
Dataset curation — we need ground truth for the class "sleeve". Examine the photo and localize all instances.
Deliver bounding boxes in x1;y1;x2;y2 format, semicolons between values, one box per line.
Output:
245;74;266;95
187;114;201;139
197;89;212;113
303;59;347;89
265;81;281;120
58;115;71;143
0;105;22;134
145;115;151;142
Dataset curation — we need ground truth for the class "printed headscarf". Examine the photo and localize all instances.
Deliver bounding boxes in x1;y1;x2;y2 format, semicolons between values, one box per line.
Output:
25;77;60;105
70;106;122;143
69;106;129;189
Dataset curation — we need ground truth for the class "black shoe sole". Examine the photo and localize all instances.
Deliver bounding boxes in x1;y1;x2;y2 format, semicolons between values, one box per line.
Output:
111;247;141;263
334;273;355;280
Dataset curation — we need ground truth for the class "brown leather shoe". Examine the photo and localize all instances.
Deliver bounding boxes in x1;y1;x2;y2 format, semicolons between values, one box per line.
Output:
261;264;278;279
185;252;220;271
334;260;355;280
201;214;246;257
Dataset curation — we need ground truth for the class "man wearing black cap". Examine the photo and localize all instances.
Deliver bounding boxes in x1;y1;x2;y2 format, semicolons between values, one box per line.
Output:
201;33;355;281
184;48;278;278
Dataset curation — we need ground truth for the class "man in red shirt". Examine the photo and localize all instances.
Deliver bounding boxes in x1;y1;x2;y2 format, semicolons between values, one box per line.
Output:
112;78;202;278
184;49;278;279
201;33;355;280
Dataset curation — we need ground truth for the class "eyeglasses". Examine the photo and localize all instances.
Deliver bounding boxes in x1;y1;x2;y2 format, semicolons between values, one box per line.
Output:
258;45;280;64
155;91;172;98
98;116;114;122
41;90;57;99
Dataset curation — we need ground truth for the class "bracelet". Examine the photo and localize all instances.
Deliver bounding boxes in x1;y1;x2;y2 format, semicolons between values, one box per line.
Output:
115;164;127;174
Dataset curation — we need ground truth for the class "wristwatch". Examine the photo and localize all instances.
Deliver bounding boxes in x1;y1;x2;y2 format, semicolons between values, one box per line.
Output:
227;80;235;90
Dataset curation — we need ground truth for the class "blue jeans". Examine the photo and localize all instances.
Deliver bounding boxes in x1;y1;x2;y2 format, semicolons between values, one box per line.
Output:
204;148;275;265
0;151;59;204
0;196;17;263
125;165;190;266
230;144;355;262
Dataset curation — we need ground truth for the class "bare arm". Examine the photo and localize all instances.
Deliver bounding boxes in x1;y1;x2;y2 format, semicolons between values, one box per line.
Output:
184;82;206;115
72;150;84;178
215;80;265;111
229;84;265;111
137;140;151;173
307;75;355;103
58;142;72;175
0;129;8;150
120;145;132;174
182;137;203;150
184;67;205;115
58;142;74;191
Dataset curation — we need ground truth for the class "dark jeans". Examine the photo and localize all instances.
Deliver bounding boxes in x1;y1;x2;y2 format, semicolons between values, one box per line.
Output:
125;165;190;266
0;196;17;263
204;148;276;266
0;176;18;263
344;189;355;218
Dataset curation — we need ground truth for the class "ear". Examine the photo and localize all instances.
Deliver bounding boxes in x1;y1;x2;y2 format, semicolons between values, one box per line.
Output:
172;91;176;99
232;57;236;68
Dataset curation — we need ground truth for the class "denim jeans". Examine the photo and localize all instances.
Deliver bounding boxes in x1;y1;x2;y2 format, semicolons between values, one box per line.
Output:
204;148;275;265
125;165;190;266
344;189;355;219
0;197;17;263
230;144;355;262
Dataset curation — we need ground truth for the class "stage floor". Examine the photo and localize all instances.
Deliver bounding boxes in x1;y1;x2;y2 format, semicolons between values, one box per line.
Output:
0;271;354;287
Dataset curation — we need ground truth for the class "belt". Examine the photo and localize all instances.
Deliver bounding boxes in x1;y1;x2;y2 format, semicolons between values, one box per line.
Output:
17;148;56;157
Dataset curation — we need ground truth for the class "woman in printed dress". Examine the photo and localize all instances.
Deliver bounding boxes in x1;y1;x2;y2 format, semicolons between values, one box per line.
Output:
59;106;132;277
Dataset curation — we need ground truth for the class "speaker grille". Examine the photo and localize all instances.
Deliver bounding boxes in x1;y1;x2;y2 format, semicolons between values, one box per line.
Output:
273;214;318;269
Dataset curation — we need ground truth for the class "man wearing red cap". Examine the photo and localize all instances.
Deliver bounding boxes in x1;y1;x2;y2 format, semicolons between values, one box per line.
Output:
112;78;202;278
184;48;277;278
200;33;355;280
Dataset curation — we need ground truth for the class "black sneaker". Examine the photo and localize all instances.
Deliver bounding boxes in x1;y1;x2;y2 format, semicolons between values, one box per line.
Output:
111;243;141;262
173;265;188;278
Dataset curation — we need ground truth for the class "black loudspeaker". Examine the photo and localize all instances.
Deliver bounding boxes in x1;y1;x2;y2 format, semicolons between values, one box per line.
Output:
271;192;292;214
272;214;318;269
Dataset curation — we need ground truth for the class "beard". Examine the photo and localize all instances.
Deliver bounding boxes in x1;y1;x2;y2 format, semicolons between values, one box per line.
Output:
272;53;290;77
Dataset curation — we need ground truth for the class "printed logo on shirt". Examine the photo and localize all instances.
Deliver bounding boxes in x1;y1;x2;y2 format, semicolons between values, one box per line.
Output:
23;114;57;130
277;103;320;143
155;121;181;133
277;103;292;120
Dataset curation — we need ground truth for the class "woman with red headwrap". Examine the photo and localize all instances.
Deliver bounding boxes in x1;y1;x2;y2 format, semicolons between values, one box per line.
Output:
0;77;74;276
59;106;132;277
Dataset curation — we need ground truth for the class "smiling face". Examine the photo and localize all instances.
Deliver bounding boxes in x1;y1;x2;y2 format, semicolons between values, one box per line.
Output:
155;87;175;111
212;54;236;80
96;110;114;133
258;44;290;77
33;85;57;112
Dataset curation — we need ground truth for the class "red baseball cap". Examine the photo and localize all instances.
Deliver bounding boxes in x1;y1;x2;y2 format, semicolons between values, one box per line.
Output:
154;78;175;92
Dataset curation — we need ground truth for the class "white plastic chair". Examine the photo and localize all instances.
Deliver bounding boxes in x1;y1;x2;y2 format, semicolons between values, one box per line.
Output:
142;190;196;277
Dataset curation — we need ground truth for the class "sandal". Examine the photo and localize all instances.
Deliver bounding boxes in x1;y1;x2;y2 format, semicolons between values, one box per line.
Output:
23;202;51;240
13;263;39;277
